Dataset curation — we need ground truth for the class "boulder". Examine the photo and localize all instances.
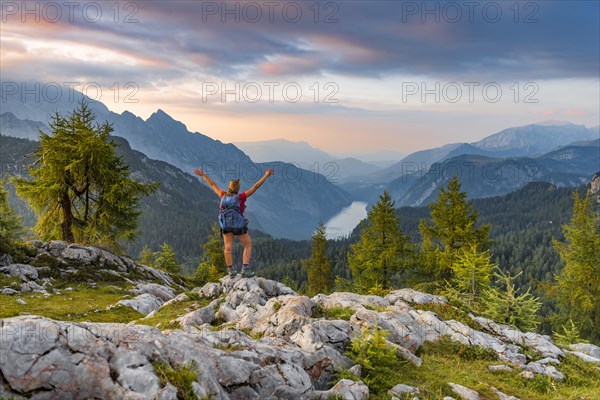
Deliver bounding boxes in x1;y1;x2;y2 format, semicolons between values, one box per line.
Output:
448;383;480;400
0;263;38;281
118;293;164;315
491;387;520;400
195;282;222;298
569;343;600;359
133;283;176;302
523;361;565;380
177;299;221;327
255;296;313;337
290;319;352;352
314;379;369;400
389;383;419;396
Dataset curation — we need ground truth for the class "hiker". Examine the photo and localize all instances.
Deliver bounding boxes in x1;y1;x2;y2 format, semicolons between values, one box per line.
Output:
193;167;275;278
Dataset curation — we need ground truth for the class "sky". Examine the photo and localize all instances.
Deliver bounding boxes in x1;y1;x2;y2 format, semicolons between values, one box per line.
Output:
1;0;599;156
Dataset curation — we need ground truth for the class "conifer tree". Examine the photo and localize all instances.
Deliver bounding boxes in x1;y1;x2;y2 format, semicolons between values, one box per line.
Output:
12;100;157;251
552;191;600;341
451;244;495;307
348;191;412;291
419;176;491;282
483;270;541;331
304;221;332;295
154;243;179;274
195;223;225;283
138;245;155;267
0;181;23;254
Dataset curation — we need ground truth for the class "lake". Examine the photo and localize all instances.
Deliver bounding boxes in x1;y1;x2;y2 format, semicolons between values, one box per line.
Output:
325;201;368;239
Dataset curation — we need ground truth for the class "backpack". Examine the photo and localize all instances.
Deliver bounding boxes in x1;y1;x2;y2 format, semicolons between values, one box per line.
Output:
218;195;248;234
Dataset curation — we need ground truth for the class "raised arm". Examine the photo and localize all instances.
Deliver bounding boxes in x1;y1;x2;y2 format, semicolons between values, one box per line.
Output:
194;168;224;197
245;168;274;198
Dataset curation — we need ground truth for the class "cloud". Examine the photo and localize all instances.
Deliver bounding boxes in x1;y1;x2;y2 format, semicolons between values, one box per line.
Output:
2;0;597;84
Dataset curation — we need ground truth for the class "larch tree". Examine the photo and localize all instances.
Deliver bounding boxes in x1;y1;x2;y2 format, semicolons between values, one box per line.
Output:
304;221;332;296
0;181;23;254
348;191;413;291
552;191;600;341
195;223;225;283
483;270;541;332
154;243;180;274
12;100;157;251
451;244;495;307
419;176;491;282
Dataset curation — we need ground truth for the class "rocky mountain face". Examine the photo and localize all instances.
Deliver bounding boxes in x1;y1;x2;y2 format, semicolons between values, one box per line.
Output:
362;123;598;187
0;88;352;239
396;143;600;206
1;242;599;399
472;122;596;156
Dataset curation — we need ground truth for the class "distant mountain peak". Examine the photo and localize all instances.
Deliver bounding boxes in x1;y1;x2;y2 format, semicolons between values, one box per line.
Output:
146;109;187;131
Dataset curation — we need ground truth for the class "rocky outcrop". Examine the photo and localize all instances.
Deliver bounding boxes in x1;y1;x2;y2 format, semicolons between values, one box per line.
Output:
2;244;599;399
0;241;185;298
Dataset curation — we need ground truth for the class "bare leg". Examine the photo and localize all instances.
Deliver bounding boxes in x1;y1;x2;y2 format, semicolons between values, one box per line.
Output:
238;233;252;265
223;232;234;266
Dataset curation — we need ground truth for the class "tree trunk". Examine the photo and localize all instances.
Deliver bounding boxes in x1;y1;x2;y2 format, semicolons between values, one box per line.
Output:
60;190;75;242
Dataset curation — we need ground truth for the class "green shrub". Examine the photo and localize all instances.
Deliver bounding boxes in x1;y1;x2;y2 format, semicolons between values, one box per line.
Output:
153;361;198;400
422;337;497;362
312;304;355;321
346;323;405;394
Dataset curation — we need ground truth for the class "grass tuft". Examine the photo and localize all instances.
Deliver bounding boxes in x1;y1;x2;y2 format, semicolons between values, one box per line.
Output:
153;361;198;400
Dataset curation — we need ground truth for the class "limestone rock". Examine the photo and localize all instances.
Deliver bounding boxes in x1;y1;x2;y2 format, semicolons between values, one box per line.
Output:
389;383;419;396
448;382;480;400
195;281;222;298
569;343;600;359
523;361;565;380
472;316;564;359
0;263;38;281
133;283;176;302
118;293;164;315
348;364;362;377
386;288;447;305
565;350;600;364
312;292;389;311
290;319;352;352
491;387;520;400
0;253;13;266
254;295;313;338
177;298;220;327
314;379;369;400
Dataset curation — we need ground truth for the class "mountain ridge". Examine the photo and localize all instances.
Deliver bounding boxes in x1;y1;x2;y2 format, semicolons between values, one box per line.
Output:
0;89;352;239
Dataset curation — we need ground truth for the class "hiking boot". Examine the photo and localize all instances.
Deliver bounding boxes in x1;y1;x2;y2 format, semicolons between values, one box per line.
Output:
241;265;255;278
227;266;238;278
